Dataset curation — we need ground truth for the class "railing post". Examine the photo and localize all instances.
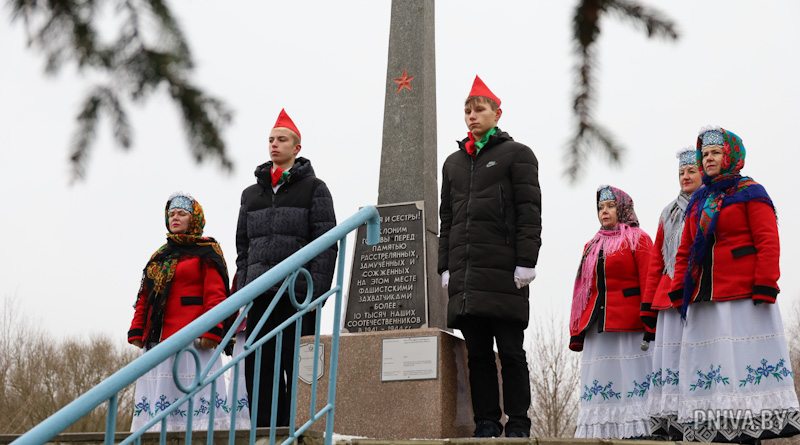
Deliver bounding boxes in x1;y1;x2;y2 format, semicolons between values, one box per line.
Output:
249;346;262;445
309;309;323;420
228;361;240;445
104;395;117;445
324;237;347;445
206;380;217;445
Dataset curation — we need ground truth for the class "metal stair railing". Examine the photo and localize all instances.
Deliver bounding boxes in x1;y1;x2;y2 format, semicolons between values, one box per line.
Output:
13;205;380;445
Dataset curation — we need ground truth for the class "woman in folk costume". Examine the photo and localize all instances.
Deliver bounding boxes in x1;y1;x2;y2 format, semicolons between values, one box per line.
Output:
570;185;654;439
641;148;703;440
128;193;245;431
668;127;799;443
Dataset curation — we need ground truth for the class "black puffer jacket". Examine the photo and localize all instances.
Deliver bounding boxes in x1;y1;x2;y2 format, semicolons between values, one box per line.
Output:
235;157;337;299
438;129;542;328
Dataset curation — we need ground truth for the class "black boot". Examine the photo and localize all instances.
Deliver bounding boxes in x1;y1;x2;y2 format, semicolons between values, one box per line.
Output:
474;420;502;438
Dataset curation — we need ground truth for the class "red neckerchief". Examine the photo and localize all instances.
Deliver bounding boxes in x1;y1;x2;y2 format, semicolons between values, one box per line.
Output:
464;132;478;157
271;166;284;187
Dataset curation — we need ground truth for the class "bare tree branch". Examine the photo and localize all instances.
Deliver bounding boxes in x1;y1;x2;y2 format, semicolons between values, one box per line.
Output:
0;296;136;433
527;315;581;437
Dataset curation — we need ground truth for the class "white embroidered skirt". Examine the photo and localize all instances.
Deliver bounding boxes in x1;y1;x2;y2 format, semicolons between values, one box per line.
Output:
646;308;684;436
131;344;234;432
678;299;800;442
576;328;653;439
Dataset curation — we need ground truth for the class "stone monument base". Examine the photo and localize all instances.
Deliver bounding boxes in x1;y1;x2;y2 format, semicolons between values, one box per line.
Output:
296;328;473;439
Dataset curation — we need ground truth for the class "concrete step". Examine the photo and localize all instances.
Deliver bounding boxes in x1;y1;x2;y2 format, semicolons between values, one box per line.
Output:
339;439;695;445
0;428;320;445
0;431;736;445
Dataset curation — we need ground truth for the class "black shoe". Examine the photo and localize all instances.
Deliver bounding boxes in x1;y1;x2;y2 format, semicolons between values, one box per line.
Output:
506;430;530;438
473;421;502;438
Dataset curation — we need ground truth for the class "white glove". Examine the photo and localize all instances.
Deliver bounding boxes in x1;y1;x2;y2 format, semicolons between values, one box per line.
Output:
514;266;536;289
441;270;450;289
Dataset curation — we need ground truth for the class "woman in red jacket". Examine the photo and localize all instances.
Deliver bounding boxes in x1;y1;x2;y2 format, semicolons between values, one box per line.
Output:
570;185;653;439
670;127;798;443
642;148;702;440
128;193;238;432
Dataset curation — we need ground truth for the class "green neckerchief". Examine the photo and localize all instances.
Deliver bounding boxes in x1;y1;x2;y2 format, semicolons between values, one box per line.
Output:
475;127;497;153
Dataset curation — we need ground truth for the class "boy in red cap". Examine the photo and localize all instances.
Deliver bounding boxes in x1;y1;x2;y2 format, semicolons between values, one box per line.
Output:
234;108;337;427
438;76;542;438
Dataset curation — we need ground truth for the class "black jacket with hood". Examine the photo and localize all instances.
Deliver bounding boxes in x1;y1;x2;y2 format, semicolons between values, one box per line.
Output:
235;157;337;299
438;129;542;328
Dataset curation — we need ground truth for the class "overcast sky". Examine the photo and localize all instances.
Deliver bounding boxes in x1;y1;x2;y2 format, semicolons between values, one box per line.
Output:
2;1;798;343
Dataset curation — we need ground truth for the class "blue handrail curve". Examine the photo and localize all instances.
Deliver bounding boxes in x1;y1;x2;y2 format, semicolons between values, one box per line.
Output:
13;205;380;445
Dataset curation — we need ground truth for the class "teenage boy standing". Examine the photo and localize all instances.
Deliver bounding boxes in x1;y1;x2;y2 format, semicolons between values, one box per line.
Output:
438;76;542;438
235;109;337;427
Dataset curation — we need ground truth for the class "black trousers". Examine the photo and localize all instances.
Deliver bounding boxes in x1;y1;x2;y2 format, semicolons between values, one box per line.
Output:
244;293;315;427
460;316;531;434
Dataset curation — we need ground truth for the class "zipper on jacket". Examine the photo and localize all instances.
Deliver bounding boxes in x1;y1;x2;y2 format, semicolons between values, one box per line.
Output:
462;157;475;314
599;254;607;332
499;185;509;245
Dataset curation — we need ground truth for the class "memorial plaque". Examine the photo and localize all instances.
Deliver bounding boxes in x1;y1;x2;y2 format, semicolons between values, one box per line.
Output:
297;342;324;384
343;201;427;332
381;336;438;382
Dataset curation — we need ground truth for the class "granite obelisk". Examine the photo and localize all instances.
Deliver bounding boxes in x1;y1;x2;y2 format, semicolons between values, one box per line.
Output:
376;0;445;329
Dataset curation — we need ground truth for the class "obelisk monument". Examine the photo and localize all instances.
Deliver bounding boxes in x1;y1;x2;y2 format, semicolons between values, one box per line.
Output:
342;0;444;331
376;0;445;329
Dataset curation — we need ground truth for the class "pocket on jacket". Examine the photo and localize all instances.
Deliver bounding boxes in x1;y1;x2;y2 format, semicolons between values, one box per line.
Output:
181;296;203;306
622;287;641;298
731;245;757;258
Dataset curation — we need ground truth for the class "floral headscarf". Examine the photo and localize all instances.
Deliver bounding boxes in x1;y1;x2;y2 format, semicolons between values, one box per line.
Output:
163;193;206;242
597;185;639;227
696;127;745;180
570;186;645;332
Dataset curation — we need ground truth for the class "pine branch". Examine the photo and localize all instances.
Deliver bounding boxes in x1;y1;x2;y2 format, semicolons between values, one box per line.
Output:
566;0;677;181
170;81;234;171
7;0;233;182
68;85;132;181
69;91;102;182
142;0;192;63
99;87;133;150
606;0;679;39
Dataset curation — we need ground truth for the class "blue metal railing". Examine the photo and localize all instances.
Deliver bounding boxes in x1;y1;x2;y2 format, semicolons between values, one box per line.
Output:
13;205;380;445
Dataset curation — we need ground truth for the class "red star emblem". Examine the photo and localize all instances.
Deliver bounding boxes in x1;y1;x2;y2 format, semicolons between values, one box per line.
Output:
393;70;414;93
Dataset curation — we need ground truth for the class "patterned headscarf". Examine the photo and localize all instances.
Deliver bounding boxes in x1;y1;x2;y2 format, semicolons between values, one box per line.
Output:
136;193;228;346
167;195;194;213
696;127;746;179
570;186;645;331
661;148;698;277
597;185;639;227
162;193;206;245
680;127;775;318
